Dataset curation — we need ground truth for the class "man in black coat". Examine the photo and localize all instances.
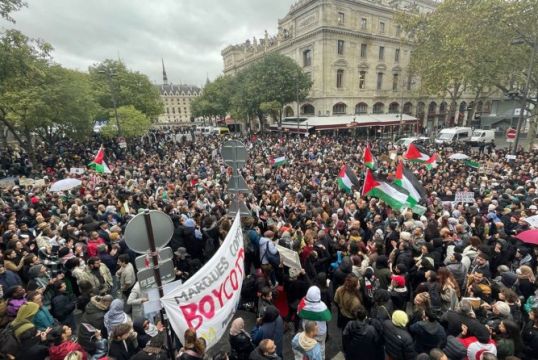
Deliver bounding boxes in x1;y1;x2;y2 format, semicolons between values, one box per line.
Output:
382;310;417;360
342;305;382;360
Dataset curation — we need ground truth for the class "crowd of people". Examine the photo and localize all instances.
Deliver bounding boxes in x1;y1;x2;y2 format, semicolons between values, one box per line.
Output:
0;128;536;360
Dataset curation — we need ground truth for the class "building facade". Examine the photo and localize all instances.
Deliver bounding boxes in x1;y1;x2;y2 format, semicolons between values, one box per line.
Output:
221;0;501;131
156;60;201;124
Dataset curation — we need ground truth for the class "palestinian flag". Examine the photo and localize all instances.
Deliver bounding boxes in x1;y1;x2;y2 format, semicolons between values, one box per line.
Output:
362;168;410;211
465;160;480;169
403;143;430;162
88;146;111;174
363;144;376;170
337;164;360;193
394;161;427;206
270;155;287;167
425;153;438;170
297;296;332;322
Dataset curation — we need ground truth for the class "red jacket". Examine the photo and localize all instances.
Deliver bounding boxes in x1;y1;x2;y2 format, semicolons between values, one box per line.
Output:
49;341;87;360
87;237;105;257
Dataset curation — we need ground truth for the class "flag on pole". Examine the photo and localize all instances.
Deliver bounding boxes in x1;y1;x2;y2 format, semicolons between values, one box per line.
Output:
394;161;428;206
403;143;430;162
270;155;287;167
363;144;376;170
337;164;360;193
464;159;480;169
362;169;410;211
425;153;438;170
88;146;111;174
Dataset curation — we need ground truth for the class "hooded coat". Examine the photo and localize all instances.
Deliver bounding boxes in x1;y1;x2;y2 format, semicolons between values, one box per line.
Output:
342;319;382;360
291;331;322;360
79;296;111;337
251;306;284;358
104;299;130;335
409;320;447;353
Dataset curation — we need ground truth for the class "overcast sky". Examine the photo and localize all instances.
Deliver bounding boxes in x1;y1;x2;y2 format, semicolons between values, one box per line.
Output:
1;0;293;87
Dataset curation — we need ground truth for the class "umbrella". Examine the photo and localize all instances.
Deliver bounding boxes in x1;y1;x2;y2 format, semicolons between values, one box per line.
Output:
50;178;82;192
449;153;470;160
515;230;538;245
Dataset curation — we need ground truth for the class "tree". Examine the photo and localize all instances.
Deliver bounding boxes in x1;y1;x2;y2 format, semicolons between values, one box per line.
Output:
191;75;235;119
0;0;25;22
100;105;151;139
89;59;163;124
234;53;312;131
396;0;518;126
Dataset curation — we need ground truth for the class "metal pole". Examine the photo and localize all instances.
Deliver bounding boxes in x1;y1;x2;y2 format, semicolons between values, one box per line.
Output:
106;71;122;137
143;210;175;359
513;42;536;155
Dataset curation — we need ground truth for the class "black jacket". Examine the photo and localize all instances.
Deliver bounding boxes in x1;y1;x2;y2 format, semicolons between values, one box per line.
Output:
51;292;76;322
522;321;538;360
229;332;255;360
108;338;138;360
342;319;382;360
409;320;446;354
248;346;281;360
382;320;417;360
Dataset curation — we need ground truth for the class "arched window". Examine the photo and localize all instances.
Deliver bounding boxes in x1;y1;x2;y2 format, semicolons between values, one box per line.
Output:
373;102;384;114
303;49;312;67
388;102;399;113
333;103;347;115
355;102;368;114
301;104;315;115
403;102;413;115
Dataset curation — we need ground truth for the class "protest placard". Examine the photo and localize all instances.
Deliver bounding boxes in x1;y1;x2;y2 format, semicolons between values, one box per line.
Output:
454;191;475;203
276;244;302;270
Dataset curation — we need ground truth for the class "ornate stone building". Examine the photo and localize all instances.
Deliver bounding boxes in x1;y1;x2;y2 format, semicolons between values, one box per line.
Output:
221;0;501;131
156;60;201;124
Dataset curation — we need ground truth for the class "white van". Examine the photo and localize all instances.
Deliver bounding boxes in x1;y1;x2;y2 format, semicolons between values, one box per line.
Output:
395;137;430;148
435;127;473;144
470;129;495;144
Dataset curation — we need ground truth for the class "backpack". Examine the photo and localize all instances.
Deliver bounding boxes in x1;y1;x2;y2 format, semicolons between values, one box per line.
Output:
0;320;29;357
244;229;261;268
263;241;280;269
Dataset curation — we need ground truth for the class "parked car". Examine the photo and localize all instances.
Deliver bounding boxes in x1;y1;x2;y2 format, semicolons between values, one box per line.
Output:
435;127;472;144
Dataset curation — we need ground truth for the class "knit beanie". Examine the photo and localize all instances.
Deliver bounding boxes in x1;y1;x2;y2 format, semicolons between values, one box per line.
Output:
392;310;408;327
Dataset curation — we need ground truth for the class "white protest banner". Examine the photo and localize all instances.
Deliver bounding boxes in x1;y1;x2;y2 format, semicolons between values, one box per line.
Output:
524;215;538;229
19;178;35;186
276;244;302;270
389;151;397;160
70;167;85;175
505;154;517;160
454;191;475;203
161;213;244;349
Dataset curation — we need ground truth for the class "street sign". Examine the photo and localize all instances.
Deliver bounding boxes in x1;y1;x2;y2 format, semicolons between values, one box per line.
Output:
137;259;175;290
221;140;248;168
506;128;516;143
124;210;174;253
135;247;173;270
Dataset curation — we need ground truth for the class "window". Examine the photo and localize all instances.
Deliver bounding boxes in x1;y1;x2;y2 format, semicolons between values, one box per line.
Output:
360;43;367;58
337;40;344;55
379;46;384;60
377;72;383;90
379;22;385;33
395;48;400;62
333;103;347;114
172;107;175;114
303;49;312;67
337;69;344;88
355;103;368;114
396;24;402;36
373;102;384;114
393;74;399;91
338;12;344;24
407;75;413;90
359;71;366;89
360;18;367;30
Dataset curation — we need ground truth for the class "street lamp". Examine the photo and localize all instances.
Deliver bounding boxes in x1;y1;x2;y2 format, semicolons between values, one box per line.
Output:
511;36;537;155
98;67;122;137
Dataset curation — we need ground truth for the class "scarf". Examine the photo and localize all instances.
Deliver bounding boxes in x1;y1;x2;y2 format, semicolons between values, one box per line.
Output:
298;332;318;351
297;286;332;321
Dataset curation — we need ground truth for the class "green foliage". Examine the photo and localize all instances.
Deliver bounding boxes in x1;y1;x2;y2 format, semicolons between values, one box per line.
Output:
194;53;312;124
100;105;151;139
191;75;235;118
89;59;163;121
0;0;25;23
